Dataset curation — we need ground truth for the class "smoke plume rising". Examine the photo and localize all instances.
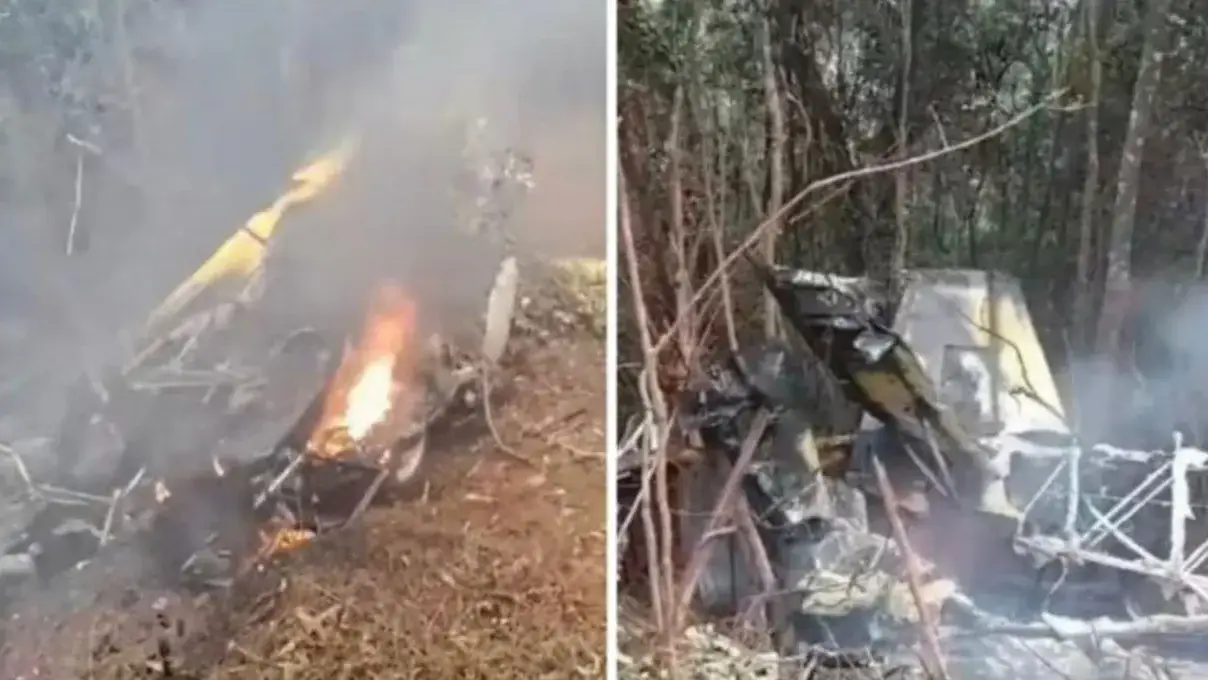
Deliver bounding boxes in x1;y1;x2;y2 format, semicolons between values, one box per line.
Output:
0;0;605;451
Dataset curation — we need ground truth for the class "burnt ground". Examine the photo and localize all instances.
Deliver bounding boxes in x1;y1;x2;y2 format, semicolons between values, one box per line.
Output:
0;335;606;680
199;336;606;679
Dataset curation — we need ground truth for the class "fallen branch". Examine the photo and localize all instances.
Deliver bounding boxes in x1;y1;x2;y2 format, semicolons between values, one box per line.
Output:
968;612;1208;642
872;456;951;680
99;488;121;547
65;152;84;256
674;408;772;625
0;441;42;499
481;364;533;467
1;441;126;508
733;491;778;630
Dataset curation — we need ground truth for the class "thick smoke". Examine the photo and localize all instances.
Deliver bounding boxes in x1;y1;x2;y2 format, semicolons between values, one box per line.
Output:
0;0;605;452
1065;281;1208;450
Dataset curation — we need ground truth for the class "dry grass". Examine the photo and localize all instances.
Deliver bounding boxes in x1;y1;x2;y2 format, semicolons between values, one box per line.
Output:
0;337;605;680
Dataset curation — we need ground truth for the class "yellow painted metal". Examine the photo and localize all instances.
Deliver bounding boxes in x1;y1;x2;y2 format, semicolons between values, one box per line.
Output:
144;138;357;332
884;269;1068;432
972;282;1067;420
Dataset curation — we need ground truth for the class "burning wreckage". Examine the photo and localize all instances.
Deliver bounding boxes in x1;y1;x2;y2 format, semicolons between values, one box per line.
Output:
0;130;534;675
620;267;1208;677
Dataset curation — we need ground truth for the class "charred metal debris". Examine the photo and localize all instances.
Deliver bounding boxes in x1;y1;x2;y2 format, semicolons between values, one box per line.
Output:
0;128;534;674
619;265;1208;678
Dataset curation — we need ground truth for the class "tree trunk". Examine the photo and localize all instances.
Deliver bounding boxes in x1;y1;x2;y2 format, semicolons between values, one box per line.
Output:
760;6;786;339
1073;0;1103;353
863;0;922;296
892;0;914;296
667;86;695;377
1197;196;1208;282
1093;0;1172;355
1195;139;1208;280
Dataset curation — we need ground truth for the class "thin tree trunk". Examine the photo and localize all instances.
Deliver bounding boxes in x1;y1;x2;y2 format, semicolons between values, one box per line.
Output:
741;131;762;226
667;86;695;374
114;0;146;173
1196;161;1208;281
1195;210;1208;281
1073;0;1103;353
760;6;785;339
1094;0;1172;354
662;85;691;638
701;96;739;354
893;0;914;292
619;167;675;661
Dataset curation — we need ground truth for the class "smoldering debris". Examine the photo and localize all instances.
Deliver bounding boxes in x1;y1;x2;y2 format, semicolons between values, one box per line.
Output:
619;265;1208;679
0;127;546;678
0;300;476;678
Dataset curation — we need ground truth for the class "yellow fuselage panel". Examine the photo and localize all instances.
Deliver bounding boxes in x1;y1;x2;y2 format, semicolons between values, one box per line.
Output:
890;269;1067;432
145;140;356;331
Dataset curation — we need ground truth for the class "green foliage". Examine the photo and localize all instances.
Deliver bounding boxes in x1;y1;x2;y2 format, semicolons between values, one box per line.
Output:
622;0;1208;370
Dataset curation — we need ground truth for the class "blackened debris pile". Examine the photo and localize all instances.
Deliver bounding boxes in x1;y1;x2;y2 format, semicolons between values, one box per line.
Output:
621;264;1208;679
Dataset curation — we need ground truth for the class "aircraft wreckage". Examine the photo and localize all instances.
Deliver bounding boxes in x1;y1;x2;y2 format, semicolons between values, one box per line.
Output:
619;265;1208;678
0;125;536;676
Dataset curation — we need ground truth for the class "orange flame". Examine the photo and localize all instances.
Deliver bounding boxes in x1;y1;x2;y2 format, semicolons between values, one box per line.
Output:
313;284;418;455
260;527;316;556
344;354;397;440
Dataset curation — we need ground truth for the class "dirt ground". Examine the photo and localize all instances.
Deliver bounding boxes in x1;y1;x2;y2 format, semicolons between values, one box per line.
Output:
193;337;606;679
0;334;604;680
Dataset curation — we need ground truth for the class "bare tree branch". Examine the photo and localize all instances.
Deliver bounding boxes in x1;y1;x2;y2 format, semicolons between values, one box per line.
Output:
655;93;1065;354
